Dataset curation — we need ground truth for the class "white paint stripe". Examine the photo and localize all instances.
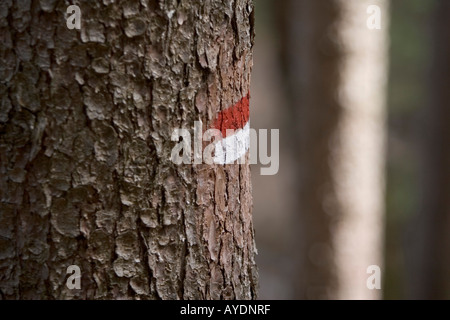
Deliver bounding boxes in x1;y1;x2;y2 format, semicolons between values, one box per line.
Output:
214;121;250;164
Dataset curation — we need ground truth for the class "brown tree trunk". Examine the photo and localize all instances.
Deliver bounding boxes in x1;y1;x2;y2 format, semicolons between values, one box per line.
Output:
279;0;389;299
0;0;257;299
409;0;450;300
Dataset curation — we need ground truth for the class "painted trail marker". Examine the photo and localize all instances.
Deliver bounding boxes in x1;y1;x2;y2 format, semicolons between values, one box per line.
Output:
170;92;279;175
213;93;250;164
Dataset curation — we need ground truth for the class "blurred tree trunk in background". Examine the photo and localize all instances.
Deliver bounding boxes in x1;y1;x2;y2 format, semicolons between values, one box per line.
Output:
0;0;257;299
278;0;389;299
409;0;450;300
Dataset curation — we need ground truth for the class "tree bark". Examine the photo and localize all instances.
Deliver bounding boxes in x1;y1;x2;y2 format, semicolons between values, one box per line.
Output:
408;0;450;300
0;0;257;299
279;0;389;299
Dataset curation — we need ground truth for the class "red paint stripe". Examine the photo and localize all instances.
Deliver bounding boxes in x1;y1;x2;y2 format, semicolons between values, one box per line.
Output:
213;93;250;137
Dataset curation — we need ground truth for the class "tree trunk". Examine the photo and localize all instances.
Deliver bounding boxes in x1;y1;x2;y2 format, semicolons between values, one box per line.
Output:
0;0;257;299
279;0;389;299
409;0;450;300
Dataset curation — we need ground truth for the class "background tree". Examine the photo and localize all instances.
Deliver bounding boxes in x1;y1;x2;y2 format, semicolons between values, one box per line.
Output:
277;0;389;299
408;0;450;300
0;0;257;299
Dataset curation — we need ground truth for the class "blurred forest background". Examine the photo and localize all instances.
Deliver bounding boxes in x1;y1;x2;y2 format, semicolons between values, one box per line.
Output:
251;0;449;299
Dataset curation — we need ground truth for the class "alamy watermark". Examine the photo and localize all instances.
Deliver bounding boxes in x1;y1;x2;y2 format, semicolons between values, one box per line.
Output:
170;120;279;176
367;5;382;30
66;265;81;290
366;265;381;290
66;5;81;30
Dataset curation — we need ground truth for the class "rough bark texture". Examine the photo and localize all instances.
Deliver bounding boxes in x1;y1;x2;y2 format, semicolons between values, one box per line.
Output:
279;0;389;299
408;0;450;300
0;0;257;299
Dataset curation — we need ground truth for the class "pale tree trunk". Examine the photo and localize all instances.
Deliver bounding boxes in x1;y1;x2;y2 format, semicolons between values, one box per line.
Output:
279;0;389;299
409;0;450;300
0;0;257;299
